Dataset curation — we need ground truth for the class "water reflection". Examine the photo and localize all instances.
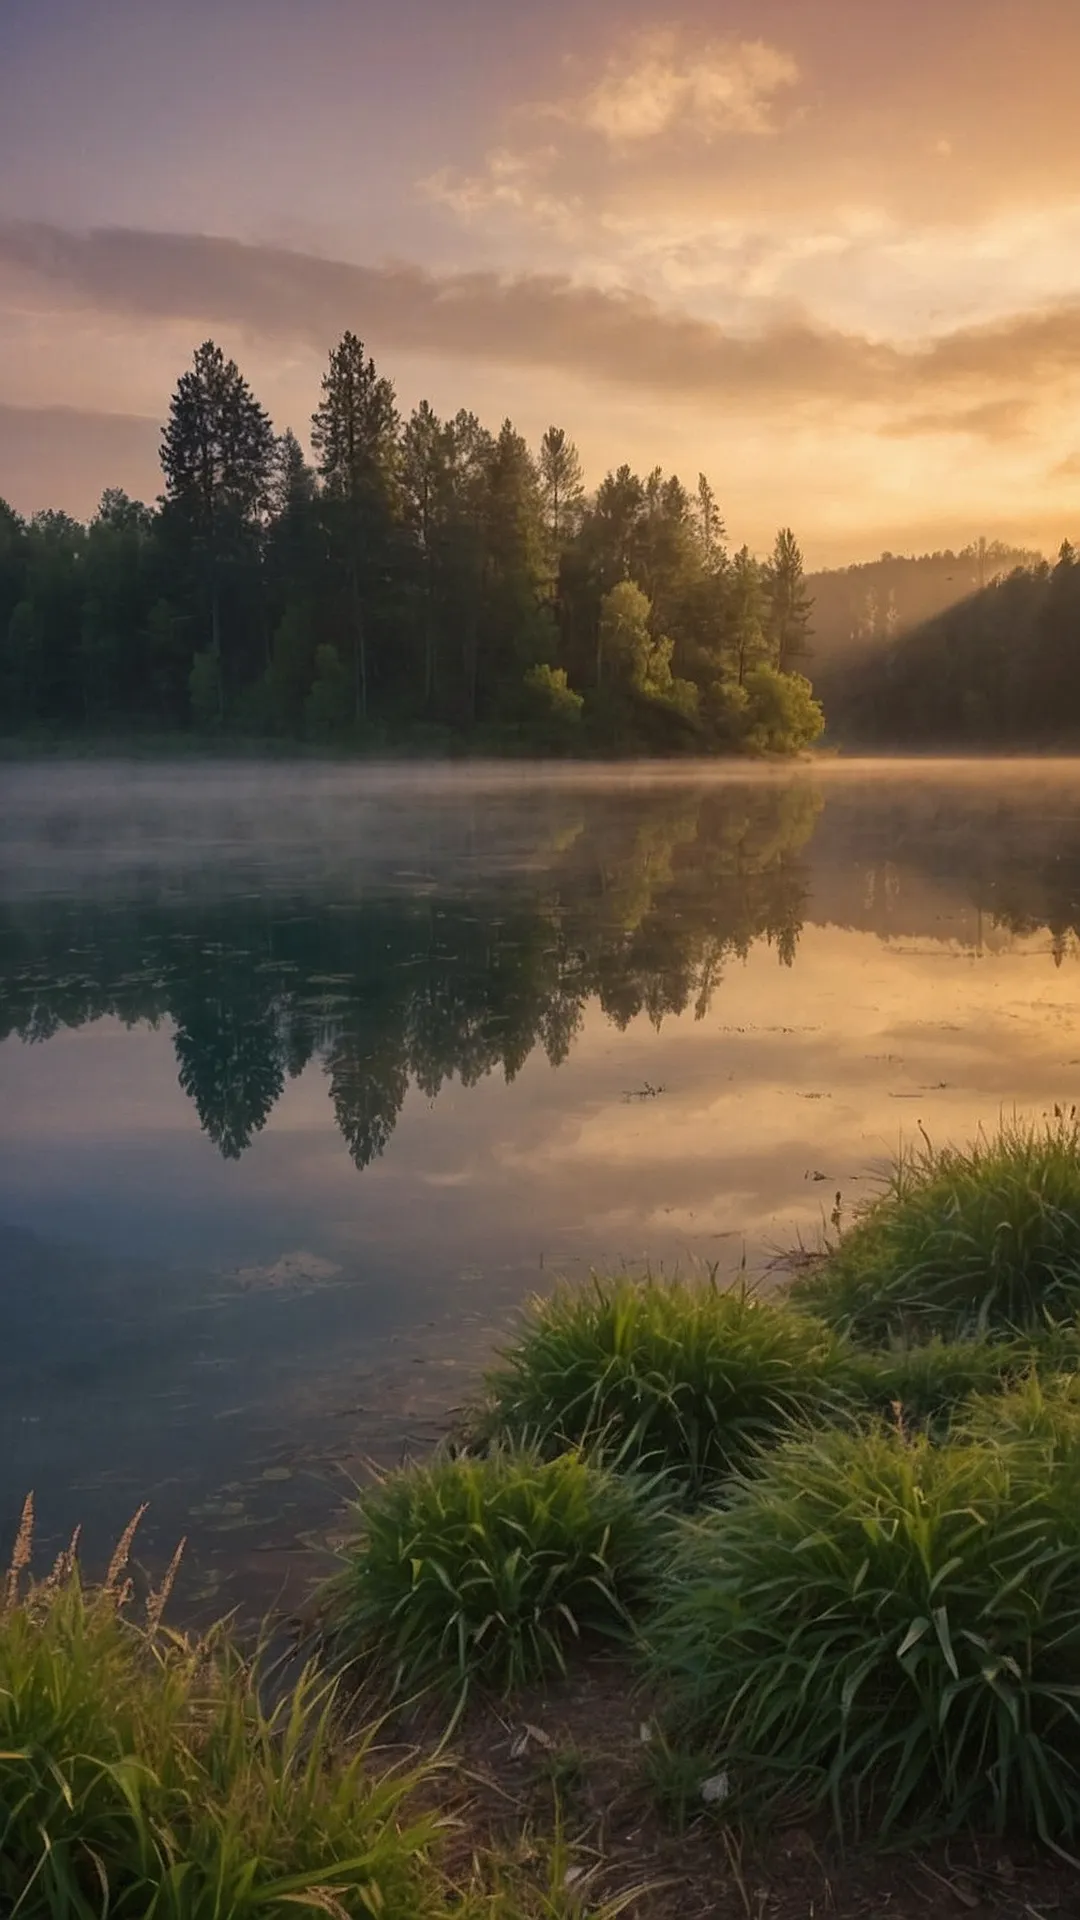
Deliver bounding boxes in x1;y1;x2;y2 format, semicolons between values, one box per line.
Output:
0;779;819;1167
5;760;1080;1608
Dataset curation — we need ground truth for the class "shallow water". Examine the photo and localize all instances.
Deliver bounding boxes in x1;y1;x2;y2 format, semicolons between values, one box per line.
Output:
4;757;1080;1611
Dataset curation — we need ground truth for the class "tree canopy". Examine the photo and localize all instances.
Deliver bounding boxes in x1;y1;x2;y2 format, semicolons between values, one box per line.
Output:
0;336;824;757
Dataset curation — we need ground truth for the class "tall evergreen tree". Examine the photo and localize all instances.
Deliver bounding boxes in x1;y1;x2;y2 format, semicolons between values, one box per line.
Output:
401;400;447;707
764;527;814;672
728;546;769;686
311;332;399;722
538;426;585;550
477;420;554;714
159;340;275;714
270;429;318;522
440;409;495;723
695;475;725;569
591;465;646;591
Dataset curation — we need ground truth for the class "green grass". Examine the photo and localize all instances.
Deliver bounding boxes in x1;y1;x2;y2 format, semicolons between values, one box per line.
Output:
793;1117;1080;1343
841;1333;1049;1432
958;1366;1080;1455
645;1421;1080;1845
478;1276;854;1494
0;1503;449;1919
321;1448;663;1701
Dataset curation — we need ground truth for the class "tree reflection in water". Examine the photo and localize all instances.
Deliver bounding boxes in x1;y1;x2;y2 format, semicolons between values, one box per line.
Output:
0;783;819;1166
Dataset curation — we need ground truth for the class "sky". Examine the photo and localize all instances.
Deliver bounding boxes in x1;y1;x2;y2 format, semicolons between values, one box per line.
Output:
2;0;1080;564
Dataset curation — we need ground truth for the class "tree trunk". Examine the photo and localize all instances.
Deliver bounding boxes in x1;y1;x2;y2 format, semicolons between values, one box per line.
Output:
467;615;477;724
211;571;224;722
424;571;435;707
350;557;367;723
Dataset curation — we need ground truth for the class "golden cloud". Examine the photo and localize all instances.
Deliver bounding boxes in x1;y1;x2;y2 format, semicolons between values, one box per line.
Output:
549;31;800;144
2;223;1079;442
422;29;802;243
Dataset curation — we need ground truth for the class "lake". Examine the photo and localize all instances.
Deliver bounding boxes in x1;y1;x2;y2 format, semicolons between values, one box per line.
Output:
4;757;1080;1614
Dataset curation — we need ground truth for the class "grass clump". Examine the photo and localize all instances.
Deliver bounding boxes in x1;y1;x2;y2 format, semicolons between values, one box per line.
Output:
322;1448;661;1700
794;1116;1080;1343
646;1423;1080;1846
479;1276;852;1495
0;1499;446;1919
959;1366;1080;1452
842;1333;1039;1432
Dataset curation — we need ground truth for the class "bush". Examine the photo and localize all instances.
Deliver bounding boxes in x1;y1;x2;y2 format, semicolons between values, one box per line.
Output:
741;665;824;754
646;1423;1080;1844
322;1448;661;1699
521;663;585;735
0;1503;445;1919
793;1117;1080;1342
480;1277;853;1495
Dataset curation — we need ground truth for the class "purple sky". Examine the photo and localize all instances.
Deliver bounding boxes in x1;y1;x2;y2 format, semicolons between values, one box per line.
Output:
3;0;1080;562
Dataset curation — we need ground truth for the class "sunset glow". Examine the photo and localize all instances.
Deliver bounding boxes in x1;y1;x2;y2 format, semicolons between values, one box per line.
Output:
3;0;1080;560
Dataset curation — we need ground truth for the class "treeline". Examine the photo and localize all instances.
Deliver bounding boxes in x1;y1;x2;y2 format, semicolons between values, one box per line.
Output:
806;539;1044;670
826;542;1080;744
0;337;824;756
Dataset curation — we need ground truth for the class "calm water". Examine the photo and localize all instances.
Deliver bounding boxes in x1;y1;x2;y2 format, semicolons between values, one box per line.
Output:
4;757;1080;1612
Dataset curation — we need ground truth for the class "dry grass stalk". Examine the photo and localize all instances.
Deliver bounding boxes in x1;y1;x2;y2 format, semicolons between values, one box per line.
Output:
146;1537;186;1635
104;1502;148;1596
43;1524;83;1596
4;1491;34;1613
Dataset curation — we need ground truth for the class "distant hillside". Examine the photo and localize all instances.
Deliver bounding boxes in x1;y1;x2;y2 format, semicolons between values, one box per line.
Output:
817;542;1080;746
806;541;1045;672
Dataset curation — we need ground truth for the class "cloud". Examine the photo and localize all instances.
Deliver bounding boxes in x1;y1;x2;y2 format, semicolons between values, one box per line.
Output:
2;222;1080;441
0;400;160;516
422;147;583;239
422;30;800;242
879;397;1034;441
550;32;800;145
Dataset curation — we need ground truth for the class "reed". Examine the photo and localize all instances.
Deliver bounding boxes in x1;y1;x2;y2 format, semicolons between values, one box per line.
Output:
0;1505;449;1919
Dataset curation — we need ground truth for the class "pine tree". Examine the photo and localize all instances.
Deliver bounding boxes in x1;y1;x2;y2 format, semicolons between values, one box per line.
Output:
592;465;646;591
271;429;317;521
538;426;584;550
159;341;275;715
695;475;725;569
401;401;447;705
311;333;398;502
160;342;275;535
728;546;769;686
764;527;813;672
311;332;400;722
441;410;495;723
637;470;696;639
479;420;554;710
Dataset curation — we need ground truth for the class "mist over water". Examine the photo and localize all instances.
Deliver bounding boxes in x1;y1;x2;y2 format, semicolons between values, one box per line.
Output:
4;757;1080;1611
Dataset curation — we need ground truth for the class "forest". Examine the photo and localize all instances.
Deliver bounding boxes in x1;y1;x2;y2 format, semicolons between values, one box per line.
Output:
819;542;1080;745
0;337;824;757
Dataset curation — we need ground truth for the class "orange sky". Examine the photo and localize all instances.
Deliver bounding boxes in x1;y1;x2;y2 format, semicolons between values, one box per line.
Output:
2;0;1080;564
